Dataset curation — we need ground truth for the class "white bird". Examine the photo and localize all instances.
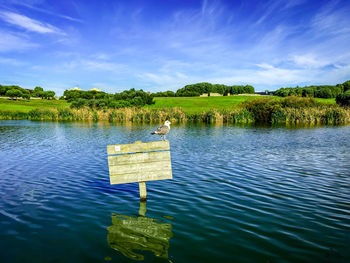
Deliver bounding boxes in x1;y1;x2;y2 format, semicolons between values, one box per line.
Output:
151;120;171;141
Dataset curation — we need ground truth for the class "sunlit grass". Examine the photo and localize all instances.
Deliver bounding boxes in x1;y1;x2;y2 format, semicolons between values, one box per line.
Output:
0;98;70;112
314;98;336;104
145;95;273;114
0;96;336;115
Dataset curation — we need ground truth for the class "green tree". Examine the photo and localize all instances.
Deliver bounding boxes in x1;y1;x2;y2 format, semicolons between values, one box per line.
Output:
6;89;23;100
33;86;44;97
44;91;55;99
342;80;350;92
22;93;30;100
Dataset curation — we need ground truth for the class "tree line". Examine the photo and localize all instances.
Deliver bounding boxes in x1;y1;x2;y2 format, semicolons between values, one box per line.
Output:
0;85;55;100
273;80;350;106
174;82;255;97
64;88;155;109
274;81;350;98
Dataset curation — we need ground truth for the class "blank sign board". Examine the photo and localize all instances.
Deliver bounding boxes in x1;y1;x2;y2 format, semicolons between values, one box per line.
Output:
107;140;172;185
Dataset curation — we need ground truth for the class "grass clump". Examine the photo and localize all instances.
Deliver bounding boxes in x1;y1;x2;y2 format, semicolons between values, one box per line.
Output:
242;96;349;125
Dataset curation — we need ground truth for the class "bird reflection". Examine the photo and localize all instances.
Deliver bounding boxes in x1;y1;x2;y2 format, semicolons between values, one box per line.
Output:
107;202;173;261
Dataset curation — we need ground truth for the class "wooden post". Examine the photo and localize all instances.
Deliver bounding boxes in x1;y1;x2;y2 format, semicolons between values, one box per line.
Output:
139;201;147;216
139;181;147;201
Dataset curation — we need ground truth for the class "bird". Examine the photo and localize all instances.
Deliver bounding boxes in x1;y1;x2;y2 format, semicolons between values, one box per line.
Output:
151;120;171;141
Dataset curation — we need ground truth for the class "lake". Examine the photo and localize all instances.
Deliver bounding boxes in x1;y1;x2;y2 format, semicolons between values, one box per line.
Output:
0;120;349;263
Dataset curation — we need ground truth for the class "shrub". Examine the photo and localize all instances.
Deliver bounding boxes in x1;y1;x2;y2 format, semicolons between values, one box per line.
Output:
153;91;176;97
28;109;42;120
109;100;132;108
58;108;72;120
0;111;28;120
243;98;281;123
281;96;320;108
70;98;87;109
336;91;350;106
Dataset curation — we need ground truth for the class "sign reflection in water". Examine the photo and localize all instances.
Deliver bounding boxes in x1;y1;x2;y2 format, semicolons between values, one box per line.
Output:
107;202;173;261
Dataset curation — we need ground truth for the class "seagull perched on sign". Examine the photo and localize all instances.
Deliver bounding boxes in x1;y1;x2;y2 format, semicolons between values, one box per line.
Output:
151;120;171;141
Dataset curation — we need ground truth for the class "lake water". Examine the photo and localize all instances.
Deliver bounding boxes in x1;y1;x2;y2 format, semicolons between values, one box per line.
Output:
0;120;349;263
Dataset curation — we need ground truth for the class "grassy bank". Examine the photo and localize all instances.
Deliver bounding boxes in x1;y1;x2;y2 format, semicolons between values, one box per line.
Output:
0;96;347;125
0;98;69;112
147;96;335;113
146;95;265;114
0;96;335;114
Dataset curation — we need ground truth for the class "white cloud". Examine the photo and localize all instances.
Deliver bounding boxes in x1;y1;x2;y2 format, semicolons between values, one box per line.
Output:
256;63;274;70
0;56;26;66
291;54;330;69
14;2;83;23
0;11;64;34
63;59;127;73
0;31;37;52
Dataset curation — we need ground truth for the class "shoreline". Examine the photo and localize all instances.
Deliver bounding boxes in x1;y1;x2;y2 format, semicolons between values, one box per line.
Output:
1;106;350;125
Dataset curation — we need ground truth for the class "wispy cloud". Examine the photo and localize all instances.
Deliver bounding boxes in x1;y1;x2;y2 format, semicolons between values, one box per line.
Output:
0;11;64;34
0;56;26;66
0;30;37;52
311;2;350;36
63;59;127;73
255;0;283;25
291;54;331;69
14;3;83;23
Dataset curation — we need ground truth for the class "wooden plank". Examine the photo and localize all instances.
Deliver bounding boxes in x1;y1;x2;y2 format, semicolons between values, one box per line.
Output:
107;140;170;155
109;160;171;175
109;169;172;184
108;151;170;166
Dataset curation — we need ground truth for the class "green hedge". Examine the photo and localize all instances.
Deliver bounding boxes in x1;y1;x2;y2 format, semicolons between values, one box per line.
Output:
336;91;350;106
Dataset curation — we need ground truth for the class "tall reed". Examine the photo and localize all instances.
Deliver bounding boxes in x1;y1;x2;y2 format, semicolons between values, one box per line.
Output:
1;101;350;125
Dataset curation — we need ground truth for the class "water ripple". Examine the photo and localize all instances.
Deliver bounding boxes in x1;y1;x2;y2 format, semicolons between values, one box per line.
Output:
0;121;350;263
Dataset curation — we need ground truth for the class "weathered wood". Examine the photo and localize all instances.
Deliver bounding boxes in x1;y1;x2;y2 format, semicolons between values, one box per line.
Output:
107;140;169;155
109;160;171;175
139;201;147;216
109;169;172;184
139;182;147;201
108;151;170;166
107;140;173;200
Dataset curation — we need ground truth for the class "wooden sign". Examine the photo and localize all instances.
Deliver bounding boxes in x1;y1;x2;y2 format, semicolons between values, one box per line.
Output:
107;140;172;200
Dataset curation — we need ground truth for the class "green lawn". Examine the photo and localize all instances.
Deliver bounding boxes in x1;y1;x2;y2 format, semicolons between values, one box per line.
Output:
146;96;336;114
0;96;336;115
0;98;70;112
145;95;267;114
314;98;336;104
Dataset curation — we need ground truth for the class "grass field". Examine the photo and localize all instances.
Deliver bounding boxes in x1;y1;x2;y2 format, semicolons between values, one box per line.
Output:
146;95;267;114
0;98;69;112
0;96;336;115
314;98;336;104
146;96;336;114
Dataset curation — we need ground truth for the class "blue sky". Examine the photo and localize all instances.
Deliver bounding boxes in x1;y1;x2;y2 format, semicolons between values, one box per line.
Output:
0;0;350;95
